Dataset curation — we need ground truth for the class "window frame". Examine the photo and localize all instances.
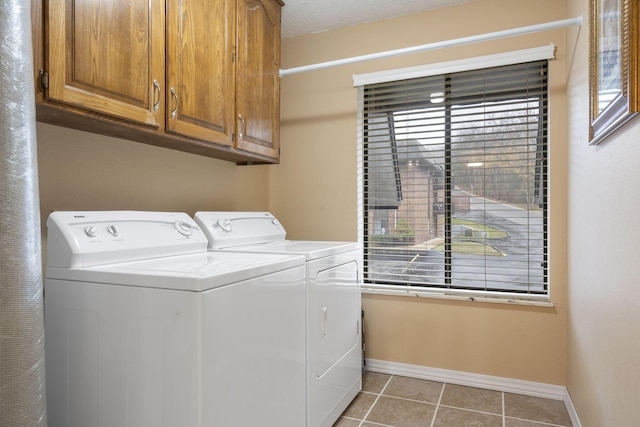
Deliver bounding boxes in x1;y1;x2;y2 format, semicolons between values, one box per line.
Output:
355;47;556;305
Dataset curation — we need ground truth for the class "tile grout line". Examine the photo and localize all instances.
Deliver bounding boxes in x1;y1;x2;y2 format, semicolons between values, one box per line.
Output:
505;417;573;427
347;373;573;427
372;392;503;418
358;374;394;427
437;403;508;418
429;382;446;427
502;391;506;427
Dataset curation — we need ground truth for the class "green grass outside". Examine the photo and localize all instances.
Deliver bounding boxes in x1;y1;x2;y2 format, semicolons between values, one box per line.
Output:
433;240;505;256
434;218;508;256
451;218;509;239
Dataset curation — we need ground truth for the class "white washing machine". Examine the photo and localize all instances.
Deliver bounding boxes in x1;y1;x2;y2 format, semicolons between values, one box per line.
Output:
44;211;306;427
194;211;362;427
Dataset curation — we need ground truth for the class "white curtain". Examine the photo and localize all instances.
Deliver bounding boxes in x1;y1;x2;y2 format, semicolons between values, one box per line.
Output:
0;0;48;426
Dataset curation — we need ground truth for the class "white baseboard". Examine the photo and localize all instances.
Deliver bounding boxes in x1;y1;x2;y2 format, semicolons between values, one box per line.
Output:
563;388;582;427
364;358;582;427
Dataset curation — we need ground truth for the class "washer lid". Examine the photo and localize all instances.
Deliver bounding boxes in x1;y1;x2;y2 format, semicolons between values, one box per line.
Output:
46;251;305;292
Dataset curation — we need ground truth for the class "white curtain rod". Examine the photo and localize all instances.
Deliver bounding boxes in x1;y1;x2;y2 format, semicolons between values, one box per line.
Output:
279;16;582;77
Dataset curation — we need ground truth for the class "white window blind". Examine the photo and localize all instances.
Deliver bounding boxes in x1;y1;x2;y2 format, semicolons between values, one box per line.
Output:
358;60;548;300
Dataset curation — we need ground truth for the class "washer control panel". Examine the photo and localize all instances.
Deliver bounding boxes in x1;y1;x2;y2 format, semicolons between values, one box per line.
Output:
46;211;208;268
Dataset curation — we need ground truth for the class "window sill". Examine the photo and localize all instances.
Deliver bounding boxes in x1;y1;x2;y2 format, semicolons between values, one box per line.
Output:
361;286;554;308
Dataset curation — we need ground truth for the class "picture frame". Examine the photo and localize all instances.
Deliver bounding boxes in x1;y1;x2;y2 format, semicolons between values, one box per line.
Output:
589;0;639;144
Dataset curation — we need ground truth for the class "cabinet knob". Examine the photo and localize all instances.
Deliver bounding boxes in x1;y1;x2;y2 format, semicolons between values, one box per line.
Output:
170;87;178;119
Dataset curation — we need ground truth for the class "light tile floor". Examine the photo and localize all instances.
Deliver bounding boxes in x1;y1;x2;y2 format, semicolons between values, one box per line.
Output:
334;372;573;427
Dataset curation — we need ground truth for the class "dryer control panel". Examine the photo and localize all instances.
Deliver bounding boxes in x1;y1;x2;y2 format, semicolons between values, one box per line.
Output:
46;211;208;268
194;211;286;249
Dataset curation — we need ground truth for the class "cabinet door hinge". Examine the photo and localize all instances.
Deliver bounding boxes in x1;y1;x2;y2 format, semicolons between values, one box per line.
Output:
38;69;48;92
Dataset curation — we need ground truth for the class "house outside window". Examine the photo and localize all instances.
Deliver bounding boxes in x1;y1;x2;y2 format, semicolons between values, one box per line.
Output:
357;53;550;301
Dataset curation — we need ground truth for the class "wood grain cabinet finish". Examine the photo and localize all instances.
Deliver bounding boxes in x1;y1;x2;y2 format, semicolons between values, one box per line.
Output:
34;0;283;163
236;0;283;160
45;0;165;128
166;0;235;146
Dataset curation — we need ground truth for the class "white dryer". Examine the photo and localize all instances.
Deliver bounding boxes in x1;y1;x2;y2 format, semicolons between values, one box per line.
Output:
44;211;306;427
194;211;362;427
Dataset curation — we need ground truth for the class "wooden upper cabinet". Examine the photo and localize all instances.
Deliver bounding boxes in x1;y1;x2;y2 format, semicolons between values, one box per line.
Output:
45;0;165;128
236;0;283;160
166;0;235;145
36;0;283;163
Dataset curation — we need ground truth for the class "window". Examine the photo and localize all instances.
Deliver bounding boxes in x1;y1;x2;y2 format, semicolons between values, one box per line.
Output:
357;58;549;301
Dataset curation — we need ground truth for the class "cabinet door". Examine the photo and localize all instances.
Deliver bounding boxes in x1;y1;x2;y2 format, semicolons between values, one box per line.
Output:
166;0;235;145
46;0;165;127
236;0;282;159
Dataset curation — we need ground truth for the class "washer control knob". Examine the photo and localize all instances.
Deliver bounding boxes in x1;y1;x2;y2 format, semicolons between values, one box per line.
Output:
107;224;119;237
175;220;193;236
217;219;232;232
84;225;99;237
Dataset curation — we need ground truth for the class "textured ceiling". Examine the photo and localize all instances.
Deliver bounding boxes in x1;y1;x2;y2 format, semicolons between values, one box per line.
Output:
281;0;476;38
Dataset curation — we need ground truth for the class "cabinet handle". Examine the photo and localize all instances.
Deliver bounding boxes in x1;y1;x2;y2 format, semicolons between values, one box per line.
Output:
238;114;246;138
152;79;161;112
170;87;178;119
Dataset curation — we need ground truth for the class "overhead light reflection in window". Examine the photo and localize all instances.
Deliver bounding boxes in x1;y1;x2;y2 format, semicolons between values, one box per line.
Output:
430;92;444;103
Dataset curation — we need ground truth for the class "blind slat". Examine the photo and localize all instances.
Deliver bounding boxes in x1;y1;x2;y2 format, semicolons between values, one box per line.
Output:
361;60;548;299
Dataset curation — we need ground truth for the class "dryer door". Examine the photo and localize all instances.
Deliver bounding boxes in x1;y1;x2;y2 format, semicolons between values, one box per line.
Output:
310;255;361;377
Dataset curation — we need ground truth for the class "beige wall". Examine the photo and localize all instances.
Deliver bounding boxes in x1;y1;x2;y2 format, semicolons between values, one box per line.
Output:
36;0;640;422
37;123;270;250
566;0;640;425
277;0;570;385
